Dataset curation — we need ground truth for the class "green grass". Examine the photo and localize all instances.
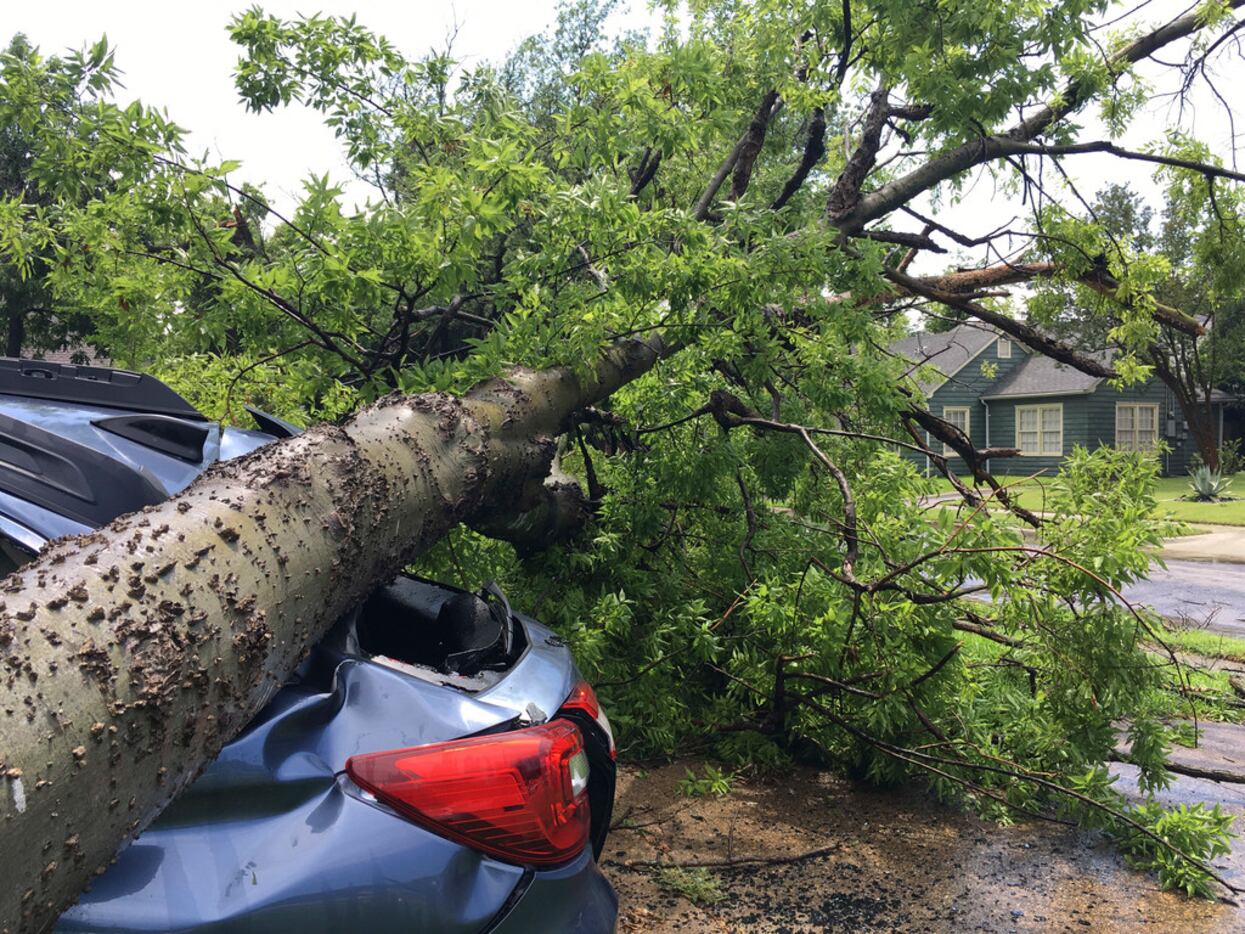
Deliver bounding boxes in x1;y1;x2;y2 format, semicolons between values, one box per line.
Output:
1155;629;1245;724
1159;626;1245;665
1154;478;1245;526
928;474;1245;527
1169;664;1245;724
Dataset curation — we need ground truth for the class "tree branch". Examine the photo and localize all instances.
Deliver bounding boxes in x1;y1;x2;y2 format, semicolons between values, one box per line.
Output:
1004;140;1245;184
693;90;781;220
831;0;1245;230
729;90;782;201
913;261;1204;337
884;265;1117;377
825;85;891;218
629;147;662;198
770;108;827;210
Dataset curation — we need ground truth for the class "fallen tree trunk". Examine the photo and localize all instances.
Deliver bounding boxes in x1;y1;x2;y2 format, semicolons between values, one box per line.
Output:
0;334;667;932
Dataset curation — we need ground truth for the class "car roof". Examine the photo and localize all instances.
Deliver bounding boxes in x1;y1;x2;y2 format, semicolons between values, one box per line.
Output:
0;358;277;547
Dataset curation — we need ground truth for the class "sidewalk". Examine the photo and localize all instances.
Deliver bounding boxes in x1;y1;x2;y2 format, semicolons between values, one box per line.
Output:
1162;523;1245;564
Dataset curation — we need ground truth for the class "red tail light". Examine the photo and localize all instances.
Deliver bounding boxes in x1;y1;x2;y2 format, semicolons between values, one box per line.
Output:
561;679;616;759
345;721;591;866
562;680;601;718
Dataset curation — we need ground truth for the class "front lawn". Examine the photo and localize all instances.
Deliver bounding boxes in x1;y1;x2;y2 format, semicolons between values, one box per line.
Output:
929;473;1245;527
1153;477;1245;526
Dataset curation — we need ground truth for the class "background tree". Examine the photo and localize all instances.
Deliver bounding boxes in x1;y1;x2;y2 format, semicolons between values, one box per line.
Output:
1028;179;1245;468
2;1;1245;926
0;34;181;359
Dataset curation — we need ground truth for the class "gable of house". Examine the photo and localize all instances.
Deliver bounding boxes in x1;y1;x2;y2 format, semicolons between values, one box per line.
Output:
891;324;1028;471
891;325;1000;397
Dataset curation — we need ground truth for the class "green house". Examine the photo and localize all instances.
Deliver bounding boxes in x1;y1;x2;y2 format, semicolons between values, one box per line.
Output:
892;323;1234;477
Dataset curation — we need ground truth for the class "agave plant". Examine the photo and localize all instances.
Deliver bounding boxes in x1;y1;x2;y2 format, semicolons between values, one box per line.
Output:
1188;466;1233;502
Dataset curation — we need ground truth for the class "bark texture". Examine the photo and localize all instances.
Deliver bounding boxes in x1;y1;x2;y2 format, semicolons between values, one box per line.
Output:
0;335;666;932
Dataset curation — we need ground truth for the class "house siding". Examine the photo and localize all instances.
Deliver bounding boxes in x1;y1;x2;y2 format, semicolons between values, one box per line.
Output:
981;381;1197;476
1084;380;1199;475
984;395;1092;474
899;336;1028;474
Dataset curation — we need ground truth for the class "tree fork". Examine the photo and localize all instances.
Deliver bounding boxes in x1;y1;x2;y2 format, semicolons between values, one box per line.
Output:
0;334;669;932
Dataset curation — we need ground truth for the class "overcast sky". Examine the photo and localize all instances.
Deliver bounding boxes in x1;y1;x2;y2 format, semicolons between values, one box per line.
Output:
4;1;1240;277
4;1;641;214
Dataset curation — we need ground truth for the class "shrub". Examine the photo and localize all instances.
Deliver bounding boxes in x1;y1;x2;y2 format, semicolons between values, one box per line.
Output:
1190;440;1245;477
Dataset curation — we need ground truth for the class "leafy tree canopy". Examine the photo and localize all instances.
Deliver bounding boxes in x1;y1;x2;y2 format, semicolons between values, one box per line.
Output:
1025;174;1245;466
0;34;182;357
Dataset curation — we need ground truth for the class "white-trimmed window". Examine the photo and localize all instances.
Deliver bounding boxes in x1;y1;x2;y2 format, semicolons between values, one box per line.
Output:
1116;403;1159;452
997;338;1012;359
1016;404;1063;456
942;406;971;454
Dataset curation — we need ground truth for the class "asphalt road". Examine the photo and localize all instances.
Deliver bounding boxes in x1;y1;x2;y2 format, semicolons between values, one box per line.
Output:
1125;559;1245;636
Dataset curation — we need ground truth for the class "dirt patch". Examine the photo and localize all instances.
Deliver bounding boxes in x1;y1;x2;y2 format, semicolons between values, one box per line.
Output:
603;761;1243;933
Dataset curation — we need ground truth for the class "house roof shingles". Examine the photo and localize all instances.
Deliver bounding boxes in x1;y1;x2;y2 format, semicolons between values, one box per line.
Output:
890;324;998;396
981;353;1104;399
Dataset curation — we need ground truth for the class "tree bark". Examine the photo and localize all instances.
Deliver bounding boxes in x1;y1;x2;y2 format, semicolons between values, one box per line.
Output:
1185;403;1221;471
1150;347;1221;470
0;334;668;932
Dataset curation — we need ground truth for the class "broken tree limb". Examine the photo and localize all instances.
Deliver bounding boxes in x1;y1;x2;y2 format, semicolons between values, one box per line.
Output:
0;333;670;932
882;265;1118;379
916;261;1204;338
469;464;594;554
610;843;842;871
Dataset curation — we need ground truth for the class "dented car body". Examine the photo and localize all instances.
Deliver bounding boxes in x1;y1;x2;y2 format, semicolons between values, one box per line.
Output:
0;359;616;933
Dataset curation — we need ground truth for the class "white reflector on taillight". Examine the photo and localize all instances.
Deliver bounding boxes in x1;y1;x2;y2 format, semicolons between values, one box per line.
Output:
568;747;590;798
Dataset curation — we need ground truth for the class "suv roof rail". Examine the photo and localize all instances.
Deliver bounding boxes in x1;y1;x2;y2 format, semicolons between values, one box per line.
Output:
0;357;205;420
